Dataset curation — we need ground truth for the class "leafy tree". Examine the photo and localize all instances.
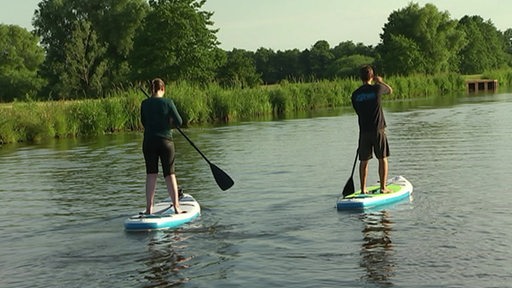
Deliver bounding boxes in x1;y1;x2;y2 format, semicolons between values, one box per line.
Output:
378;3;466;75
332;41;375;59
33;0;147;99
216;49;261;88
329;41;376;78
457;16;509;74
308;40;334;79
129;0;221;84
254;47;278;84
86;0;149;84
275;49;307;82
505;29;512;53
504;28;512;66
61;20;108;98
329;54;375;79
0;25;45;102
379;34;425;75
253;47;310;84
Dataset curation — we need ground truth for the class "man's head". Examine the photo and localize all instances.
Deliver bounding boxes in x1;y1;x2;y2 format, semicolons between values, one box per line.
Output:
359;65;374;83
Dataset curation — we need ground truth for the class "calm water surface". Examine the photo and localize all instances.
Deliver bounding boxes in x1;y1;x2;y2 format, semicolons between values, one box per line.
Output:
1;93;512;288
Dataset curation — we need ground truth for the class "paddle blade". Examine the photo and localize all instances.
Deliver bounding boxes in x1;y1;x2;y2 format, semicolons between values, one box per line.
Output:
209;163;234;191
342;177;355;198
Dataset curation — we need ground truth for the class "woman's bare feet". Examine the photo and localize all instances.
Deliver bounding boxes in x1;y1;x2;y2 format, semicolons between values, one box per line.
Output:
174;207;187;214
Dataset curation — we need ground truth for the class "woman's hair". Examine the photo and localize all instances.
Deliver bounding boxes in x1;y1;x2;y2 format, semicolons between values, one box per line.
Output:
359;65;374;82
151;78;165;94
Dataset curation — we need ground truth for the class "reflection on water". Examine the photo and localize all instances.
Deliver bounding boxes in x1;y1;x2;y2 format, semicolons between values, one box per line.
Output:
360;211;394;287
139;231;192;287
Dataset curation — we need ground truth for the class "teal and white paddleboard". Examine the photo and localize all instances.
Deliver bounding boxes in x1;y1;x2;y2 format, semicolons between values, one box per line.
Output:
336;175;413;210
124;193;201;231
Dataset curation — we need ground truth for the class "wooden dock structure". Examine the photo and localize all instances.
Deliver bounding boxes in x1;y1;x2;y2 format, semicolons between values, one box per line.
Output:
466;79;498;93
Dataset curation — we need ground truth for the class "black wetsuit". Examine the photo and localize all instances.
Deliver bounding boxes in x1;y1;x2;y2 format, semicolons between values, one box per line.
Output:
141;97;183;176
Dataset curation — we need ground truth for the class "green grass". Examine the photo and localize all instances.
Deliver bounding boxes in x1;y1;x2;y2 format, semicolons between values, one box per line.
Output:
0;72;474;144
482;69;512;88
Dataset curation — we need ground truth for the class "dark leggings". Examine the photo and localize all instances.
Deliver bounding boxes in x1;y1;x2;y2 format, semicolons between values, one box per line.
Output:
143;137;176;177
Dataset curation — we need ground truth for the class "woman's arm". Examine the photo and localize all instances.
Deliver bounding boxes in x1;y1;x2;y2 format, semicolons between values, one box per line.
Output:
169;100;183;127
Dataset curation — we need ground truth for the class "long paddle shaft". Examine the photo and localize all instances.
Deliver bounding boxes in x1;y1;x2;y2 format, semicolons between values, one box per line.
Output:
140;87;234;191
342;149;358;198
175;126;234;191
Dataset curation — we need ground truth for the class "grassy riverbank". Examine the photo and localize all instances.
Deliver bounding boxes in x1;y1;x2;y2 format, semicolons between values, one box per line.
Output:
0;72;494;144
481;69;512;87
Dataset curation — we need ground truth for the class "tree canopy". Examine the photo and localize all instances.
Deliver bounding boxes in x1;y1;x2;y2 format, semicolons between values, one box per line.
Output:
457;16;509;74
129;0;221;84
0;24;45;102
33;0;148;99
378;3;466;75
0;1;510;102
216;49;261;88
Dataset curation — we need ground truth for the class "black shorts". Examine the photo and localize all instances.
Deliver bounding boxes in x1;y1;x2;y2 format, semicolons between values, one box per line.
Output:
143;137;176;177
358;129;389;161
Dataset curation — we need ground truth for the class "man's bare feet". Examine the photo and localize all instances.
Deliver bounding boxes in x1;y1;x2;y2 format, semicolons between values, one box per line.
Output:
380;187;392;194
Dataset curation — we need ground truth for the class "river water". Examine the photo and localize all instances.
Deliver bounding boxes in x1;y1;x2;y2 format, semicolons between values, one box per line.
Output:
1;92;512;288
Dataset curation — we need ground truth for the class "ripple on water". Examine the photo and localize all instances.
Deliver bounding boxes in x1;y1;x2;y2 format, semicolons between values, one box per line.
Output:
2;94;512;287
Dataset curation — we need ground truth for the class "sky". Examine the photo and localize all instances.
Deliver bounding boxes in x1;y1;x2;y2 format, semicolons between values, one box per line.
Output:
1;0;510;51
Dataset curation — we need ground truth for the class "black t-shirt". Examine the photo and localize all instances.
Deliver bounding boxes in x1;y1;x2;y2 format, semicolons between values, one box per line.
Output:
351;83;390;132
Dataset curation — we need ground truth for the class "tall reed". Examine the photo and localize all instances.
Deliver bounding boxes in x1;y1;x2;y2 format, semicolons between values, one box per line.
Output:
483;69;512;88
0;107;17;144
0;72;473;145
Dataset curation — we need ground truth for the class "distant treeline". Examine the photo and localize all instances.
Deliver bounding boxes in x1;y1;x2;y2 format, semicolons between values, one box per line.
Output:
0;1;511;102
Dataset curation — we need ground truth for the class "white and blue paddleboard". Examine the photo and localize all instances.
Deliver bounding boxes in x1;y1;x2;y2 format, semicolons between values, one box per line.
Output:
336;175;413;210
124;193;201;231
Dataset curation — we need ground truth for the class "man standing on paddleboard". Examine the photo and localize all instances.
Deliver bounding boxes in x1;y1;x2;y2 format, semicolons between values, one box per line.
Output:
351;65;393;194
141;78;184;214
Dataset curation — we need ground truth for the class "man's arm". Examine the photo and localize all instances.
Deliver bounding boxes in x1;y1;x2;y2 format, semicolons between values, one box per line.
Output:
373;76;393;94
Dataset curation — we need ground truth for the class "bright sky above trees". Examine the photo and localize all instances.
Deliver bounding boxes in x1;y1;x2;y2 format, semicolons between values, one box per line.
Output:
1;0;511;51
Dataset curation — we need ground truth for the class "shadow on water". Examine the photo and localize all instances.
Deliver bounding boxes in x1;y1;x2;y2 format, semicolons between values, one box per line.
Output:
128;230;192;288
359;210;395;287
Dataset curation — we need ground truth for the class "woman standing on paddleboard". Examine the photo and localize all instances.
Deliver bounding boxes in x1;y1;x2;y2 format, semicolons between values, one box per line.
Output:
141;78;184;214
351;65;393;194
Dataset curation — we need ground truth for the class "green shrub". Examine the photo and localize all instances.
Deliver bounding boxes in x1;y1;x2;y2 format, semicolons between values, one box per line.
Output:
207;84;232;121
102;97;128;132
483;69;512;88
171;82;211;124
0;108;18;144
122;89;144;131
67;100;108;135
269;88;290;115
